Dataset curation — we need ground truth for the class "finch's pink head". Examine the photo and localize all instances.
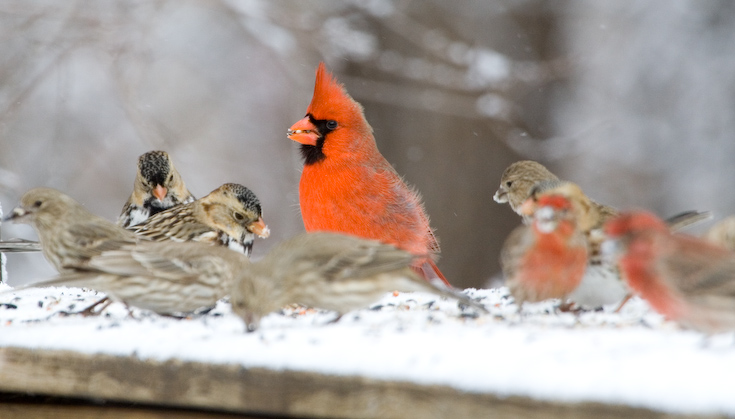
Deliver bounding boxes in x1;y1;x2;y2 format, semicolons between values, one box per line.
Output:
519;193;572;216
604;211;668;238
536;194;573;211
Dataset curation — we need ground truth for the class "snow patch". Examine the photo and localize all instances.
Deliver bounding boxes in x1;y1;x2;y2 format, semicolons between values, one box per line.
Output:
0;286;733;415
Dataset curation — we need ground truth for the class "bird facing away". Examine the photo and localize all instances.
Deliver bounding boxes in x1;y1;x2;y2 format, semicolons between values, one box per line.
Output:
500;194;588;308
493;160;560;215
605;211;735;333
131;183;269;256
231;232;484;331
5;187;136;272
287;63;449;286
118;150;195;228
11;240;249;316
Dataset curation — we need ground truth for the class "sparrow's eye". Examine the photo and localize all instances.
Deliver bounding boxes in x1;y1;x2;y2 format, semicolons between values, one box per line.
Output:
34;200;42;207
506;181;513;187
233;212;245;221
326;120;338;130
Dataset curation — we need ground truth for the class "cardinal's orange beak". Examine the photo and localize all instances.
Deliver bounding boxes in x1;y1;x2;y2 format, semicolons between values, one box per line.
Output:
519;198;536;216
287;117;320;146
152;185;168;202
248;217;271;239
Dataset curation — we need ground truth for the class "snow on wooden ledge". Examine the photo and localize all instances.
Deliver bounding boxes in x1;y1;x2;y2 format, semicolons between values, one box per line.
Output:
0;284;732;418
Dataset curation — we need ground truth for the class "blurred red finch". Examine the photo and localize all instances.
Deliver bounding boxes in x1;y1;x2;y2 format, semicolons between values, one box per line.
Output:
231;232;485;331
525;181;710;310
500;193;588;308
118;150;195;228
287;63;448;285
605;211;735;333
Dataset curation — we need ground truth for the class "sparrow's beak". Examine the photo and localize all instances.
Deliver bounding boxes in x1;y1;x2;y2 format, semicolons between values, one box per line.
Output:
248;217;271;239
493;187;508;203
3;206;29;223
152;185;167;202
287;117;320;146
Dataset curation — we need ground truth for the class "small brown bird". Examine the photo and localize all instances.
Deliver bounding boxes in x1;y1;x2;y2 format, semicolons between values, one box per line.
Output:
131;183;269;256
5;187;136;272
606;211;735;333
118;150;195;228
230;232;485;331
493;160;559;216
500;194;588;308
11;240;248;316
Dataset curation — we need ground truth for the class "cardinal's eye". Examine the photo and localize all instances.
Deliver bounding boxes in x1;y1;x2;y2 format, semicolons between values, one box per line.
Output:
326;120;338;130
234;212;245;221
34;200;42;207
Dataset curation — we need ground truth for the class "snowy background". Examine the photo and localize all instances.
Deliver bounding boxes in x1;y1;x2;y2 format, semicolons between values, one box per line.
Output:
1;283;734;416
2;1;734;289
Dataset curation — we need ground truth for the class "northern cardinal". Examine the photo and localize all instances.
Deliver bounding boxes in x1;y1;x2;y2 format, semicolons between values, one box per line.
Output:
500;193;588;308
118;150;195;228
131;183;269;256
605;211;735;333
287;63;449;285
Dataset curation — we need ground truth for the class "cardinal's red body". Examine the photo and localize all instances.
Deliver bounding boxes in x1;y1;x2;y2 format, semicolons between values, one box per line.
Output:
288;63;448;285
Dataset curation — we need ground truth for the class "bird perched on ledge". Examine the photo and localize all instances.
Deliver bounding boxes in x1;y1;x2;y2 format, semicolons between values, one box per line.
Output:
118;150;195;228
500;193;588;309
494;160;560;217
5;187;136;272
6;187;138;315
287;63;449;286
6;240;248;316
231;232;485;331
131;183;269;256
605;211;735;334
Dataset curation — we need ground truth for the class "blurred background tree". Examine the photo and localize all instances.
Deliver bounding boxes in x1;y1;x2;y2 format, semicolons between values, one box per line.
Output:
1;0;733;288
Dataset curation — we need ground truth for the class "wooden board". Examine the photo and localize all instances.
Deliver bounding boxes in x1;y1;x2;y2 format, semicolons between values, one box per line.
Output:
0;347;719;419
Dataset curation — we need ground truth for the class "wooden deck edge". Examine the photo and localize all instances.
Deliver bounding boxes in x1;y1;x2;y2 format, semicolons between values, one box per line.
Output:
0;347;720;419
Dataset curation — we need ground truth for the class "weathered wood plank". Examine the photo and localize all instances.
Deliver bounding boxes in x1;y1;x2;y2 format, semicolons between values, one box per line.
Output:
0;347;723;419
0;400;253;419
